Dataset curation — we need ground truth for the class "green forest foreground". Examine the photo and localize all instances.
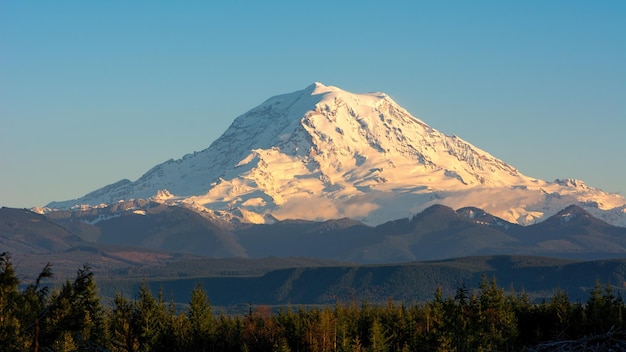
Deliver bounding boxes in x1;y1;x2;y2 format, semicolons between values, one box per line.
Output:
2;253;625;352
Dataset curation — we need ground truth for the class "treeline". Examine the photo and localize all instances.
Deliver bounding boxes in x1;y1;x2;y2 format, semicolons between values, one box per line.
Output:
1;252;625;352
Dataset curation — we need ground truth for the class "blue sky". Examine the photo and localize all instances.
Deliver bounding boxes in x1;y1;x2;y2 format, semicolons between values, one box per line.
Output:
1;1;624;208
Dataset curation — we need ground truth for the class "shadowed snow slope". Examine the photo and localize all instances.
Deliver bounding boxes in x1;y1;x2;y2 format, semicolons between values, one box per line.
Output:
46;83;626;226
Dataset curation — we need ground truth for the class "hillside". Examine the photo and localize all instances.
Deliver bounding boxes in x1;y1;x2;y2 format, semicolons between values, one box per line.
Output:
48;203;246;257
99;255;626;307
6;204;626;273
0;207;83;254
235;204;626;262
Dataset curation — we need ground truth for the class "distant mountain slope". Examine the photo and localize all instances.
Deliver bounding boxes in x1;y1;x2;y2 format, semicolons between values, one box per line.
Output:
4;206;626;293
0;207;82;254
515;205;626;255
32;203;626;264
0;207;203;280
235;204;626;262
44;83;626;227
48;203;246;257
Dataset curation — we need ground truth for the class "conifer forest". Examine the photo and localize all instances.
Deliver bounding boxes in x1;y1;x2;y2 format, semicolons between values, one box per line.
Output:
2;252;625;352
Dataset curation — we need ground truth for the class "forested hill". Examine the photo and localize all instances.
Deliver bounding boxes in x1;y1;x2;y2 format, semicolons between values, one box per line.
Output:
99;255;626;307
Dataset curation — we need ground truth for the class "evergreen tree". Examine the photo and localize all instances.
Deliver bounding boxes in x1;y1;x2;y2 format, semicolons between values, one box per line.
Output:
368;318;388;352
510;290;539;348
135;283;163;351
584;280;623;333
451;284;471;351
424;286;447;351
20;262;53;351
68;265;107;349
547;289;572;339
214;314;244;352
109;293;139;352
158;296;190;352
475;275;517;351
276;307;303;352
187;283;214;351
0;252;22;351
1;258;107;351
318;307;336;352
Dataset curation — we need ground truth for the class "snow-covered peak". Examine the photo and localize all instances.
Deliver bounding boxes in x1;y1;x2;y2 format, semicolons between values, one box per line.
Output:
308;82;336;94
46;83;626;227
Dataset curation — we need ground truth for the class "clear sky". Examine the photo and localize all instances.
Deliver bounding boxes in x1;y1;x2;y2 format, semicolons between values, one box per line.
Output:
1;1;624;208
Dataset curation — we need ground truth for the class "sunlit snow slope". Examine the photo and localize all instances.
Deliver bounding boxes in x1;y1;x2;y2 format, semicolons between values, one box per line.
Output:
46;83;626;226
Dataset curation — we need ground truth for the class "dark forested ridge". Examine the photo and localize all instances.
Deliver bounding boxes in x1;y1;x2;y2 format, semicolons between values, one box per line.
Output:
5;204;626;272
100;255;626;307
3;252;626;352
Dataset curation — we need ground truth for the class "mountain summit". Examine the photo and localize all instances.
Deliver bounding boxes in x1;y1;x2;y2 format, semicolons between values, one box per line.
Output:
46;83;626;226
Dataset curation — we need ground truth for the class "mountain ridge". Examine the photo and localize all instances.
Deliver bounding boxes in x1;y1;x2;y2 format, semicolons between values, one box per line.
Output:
29;202;626;263
43;83;626;227
3;203;626;280
102;255;626;306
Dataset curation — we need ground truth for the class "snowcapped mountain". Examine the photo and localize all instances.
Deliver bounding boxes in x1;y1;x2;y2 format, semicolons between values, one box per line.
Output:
45;83;626;226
